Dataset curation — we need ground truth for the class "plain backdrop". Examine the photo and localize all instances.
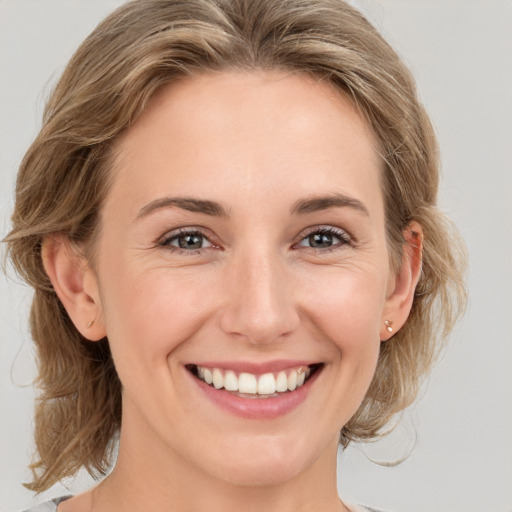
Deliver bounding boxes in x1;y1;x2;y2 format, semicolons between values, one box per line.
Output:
1;1;511;511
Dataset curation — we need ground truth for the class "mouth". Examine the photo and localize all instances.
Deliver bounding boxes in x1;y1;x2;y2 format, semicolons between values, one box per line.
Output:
186;363;323;399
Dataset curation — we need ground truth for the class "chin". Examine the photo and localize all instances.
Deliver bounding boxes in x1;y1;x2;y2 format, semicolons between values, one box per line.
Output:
202;433;326;487
218;458;305;488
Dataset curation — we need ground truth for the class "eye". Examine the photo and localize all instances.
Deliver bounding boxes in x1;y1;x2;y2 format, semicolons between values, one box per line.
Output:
160;229;213;252
297;227;351;250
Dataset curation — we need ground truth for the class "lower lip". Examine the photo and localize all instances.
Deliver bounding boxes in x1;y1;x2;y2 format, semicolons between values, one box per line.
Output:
188;367;321;419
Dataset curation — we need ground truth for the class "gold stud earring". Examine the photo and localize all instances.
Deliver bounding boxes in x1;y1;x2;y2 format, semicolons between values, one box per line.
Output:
384;320;393;333
86;319;95;329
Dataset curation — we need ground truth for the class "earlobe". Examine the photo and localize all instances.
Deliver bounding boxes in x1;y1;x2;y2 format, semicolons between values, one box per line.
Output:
381;221;423;341
42;235;106;341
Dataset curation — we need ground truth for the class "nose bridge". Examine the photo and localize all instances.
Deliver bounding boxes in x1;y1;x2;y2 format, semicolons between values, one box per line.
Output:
219;243;299;344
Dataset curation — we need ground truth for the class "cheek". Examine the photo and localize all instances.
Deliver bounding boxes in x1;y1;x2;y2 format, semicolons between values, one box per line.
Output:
300;265;388;346
98;261;217;363
299;265;387;401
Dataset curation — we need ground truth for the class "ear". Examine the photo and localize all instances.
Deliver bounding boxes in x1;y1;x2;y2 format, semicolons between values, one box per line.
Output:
42;235;106;341
380;221;423;340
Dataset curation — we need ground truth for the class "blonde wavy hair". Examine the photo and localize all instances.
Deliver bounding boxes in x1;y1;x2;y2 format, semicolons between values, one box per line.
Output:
5;0;466;493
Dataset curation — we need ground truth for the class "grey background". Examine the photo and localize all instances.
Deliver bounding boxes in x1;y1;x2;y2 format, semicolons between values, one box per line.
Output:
1;1;511;511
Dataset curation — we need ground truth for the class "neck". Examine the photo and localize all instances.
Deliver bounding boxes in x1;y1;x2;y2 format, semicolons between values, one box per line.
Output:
94;424;349;512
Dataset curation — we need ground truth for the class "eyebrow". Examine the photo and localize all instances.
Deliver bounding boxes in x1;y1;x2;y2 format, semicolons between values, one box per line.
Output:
136;192;369;220
136;197;228;219
291;193;369;216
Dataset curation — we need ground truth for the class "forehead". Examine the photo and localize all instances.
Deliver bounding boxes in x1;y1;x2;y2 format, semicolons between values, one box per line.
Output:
107;70;383;218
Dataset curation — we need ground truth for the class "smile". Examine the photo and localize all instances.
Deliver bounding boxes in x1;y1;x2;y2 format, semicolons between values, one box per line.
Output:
189;364;318;397
185;362;323;419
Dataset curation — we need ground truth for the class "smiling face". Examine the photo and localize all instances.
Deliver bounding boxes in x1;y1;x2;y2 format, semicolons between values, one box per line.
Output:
74;71;402;487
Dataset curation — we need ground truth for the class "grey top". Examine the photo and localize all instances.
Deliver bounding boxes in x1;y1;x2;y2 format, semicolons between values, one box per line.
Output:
22;496;72;512
22;496;385;512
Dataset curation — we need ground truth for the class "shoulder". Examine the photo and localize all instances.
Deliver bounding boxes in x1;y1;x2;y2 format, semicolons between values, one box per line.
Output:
21;497;387;512
347;504;390;512
21;496;72;512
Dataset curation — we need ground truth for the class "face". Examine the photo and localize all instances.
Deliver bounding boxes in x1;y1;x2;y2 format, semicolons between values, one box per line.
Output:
90;71;397;486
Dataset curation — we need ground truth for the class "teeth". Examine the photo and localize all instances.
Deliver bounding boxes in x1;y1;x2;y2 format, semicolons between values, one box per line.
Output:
287;371;297;391
257;373;276;395
194;365;314;395
212;368;224;389
276;371;288;392
239;373;258;394
203;368;213;385
224;370;238;391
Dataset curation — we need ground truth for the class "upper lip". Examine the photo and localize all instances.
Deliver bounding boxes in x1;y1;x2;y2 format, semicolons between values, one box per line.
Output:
185;360;321;375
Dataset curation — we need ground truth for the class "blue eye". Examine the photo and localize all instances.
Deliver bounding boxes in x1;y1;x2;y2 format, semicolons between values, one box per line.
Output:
161;230;212;251
297;228;350;250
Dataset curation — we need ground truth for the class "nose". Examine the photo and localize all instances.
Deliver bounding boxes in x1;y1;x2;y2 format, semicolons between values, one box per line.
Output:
218;248;300;345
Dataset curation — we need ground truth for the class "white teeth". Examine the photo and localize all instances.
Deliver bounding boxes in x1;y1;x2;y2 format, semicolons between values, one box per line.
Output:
287;371;297;391
212;368;224;389
276;371;288;392
194;365;315;395
239;373;258;394
257;373;276;395
203;368;213;385
224;370;238;391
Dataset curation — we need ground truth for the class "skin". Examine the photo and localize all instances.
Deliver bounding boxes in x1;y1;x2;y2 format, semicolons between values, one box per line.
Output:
43;71;422;512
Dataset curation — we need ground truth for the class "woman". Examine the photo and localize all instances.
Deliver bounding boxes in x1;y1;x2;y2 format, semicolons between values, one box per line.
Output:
4;0;466;511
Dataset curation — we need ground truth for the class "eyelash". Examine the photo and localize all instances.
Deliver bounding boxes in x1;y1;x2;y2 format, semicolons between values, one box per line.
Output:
294;226;352;253
158;226;352;256
158;228;214;256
